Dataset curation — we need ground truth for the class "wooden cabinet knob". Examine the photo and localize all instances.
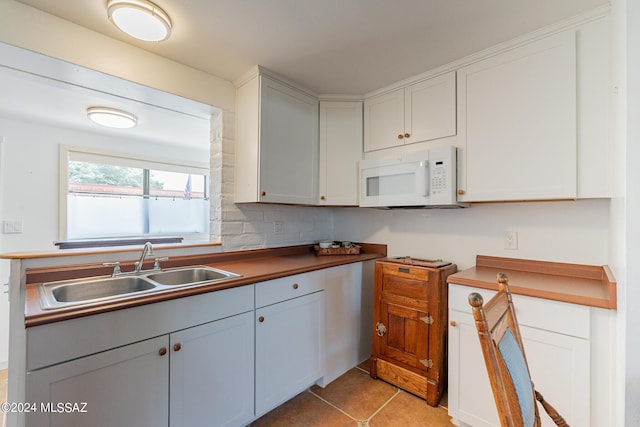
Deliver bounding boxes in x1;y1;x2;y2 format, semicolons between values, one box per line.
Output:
397;134;404;139
450;321;458;327
158;347;167;356
292;283;299;290
457;189;465;195
320;196;326;201
261;191;266;196
258;316;265;323
404;133;410;138
173;343;182;352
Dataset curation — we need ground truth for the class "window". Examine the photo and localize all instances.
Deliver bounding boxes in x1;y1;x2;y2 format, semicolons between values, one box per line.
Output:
61;147;210;242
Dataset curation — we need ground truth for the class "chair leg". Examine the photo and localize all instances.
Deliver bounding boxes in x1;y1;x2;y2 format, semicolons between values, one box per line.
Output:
534;390;569;426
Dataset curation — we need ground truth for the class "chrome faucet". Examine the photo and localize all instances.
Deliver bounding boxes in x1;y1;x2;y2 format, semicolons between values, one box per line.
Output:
134;242;154;273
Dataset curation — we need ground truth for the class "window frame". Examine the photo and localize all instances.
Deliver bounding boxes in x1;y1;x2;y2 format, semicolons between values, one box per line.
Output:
59;145;210;242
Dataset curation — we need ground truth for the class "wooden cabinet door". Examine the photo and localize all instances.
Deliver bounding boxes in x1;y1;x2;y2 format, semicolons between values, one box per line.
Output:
457;31;576;201
379;300;430;372
169;311;254;427
318;101;363;205
259;75;319;204
255;291;325;417
26;336;169;427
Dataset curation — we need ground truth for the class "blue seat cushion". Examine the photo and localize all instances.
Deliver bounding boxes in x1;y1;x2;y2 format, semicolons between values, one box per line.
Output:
498;328;536;427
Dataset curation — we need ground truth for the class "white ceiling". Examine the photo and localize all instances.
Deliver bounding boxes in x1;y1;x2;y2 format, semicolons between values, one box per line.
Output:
14;0;607;94
1;0;607;149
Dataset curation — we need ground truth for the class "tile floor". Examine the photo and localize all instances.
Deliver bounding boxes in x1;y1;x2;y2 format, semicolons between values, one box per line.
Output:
251;360;454;427
0;362;454;427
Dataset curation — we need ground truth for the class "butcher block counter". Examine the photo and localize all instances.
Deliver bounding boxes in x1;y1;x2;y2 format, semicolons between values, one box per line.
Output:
447;254;617;309
5;243;386;327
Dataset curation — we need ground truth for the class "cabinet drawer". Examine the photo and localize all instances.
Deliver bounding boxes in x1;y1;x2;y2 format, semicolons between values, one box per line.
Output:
381;263;430;281
449;284;590;339
255;271;324;308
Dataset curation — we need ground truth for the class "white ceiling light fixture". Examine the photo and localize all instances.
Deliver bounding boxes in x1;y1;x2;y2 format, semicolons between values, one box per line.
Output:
87;107;138;129
107;0;172;42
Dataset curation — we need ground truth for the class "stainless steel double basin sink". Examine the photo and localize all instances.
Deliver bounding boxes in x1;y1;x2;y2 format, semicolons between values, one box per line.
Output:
38;266;241;310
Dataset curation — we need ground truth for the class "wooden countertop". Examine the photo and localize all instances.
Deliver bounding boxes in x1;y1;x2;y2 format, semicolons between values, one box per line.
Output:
447;255;616;309
24;243;386;327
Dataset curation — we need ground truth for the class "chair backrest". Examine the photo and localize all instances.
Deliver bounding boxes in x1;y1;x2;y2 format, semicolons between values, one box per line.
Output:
468;273;544;427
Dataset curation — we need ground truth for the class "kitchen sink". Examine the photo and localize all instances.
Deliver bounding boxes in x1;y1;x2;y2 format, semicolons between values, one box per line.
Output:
146;266;240;286
38;266;241;310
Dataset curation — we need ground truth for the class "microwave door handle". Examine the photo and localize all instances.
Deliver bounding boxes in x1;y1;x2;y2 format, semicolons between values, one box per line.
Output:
419;161;429;197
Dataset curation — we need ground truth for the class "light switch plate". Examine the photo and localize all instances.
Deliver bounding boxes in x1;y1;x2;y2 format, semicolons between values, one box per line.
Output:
3;220;23;234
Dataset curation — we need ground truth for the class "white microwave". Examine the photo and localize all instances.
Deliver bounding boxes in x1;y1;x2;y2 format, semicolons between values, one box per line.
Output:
358;146;465;208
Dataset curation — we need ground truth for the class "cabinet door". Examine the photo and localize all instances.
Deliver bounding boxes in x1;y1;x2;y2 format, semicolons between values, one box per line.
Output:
457;31;576;201
255;291;325;416
364;88;405;152
404;72;456;145
318;101;363;205
378;300;429;372
170;311;254;427
259;76;319;204
448;310;590;427
26;336;169;427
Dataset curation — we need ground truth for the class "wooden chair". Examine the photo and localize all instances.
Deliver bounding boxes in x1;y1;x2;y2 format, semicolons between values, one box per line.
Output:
468;273;569;427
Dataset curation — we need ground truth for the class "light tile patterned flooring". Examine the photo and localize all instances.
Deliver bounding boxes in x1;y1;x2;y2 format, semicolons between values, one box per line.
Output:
251;360;455;427
0;361;454;427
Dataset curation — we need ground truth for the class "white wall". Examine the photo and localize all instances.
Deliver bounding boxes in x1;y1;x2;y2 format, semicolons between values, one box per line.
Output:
623;0;640;424
333;199;610;270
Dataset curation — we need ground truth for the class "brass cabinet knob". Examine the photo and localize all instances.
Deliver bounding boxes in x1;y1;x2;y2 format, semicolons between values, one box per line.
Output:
450;321;458;327
173;343;182;352
397;134;404;139
261;191;266;196
158;347;167;356
320;195;326;201
375;321;387;337
404;133;410;138
293;283;299;290
258;316;265;323
457;189;465;195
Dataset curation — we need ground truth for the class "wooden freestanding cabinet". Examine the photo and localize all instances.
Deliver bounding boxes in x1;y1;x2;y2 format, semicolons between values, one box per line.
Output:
370;257;457;406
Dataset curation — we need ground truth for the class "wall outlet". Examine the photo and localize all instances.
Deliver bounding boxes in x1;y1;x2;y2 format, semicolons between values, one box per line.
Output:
504;231;518;250
3;219;24;234
273;221;284;234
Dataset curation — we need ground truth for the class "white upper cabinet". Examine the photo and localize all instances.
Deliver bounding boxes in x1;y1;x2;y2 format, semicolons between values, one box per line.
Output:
318;101;363;205
364;71;456;152
456;32;577;202
235;70;319;204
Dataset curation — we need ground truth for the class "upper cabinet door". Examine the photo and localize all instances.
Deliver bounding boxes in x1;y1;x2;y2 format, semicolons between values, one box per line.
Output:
318;101;363;205
364;88;405;152
259;76;319;204
364;71;457;152
404;72;456;145
457;32;577;202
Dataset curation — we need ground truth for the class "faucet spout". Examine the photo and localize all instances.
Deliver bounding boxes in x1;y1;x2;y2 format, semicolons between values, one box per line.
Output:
134;242;154;273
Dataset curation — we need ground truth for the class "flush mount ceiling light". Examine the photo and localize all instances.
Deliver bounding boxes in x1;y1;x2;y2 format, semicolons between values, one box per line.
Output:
107;0;172;42
87;107;138;129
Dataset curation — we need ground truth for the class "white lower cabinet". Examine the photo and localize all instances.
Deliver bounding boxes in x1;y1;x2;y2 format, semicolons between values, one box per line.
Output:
170;311;254;427
26;335;170;427
26;312;255;427
22;263;371;427
255;290;325;417
448;284;598;427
